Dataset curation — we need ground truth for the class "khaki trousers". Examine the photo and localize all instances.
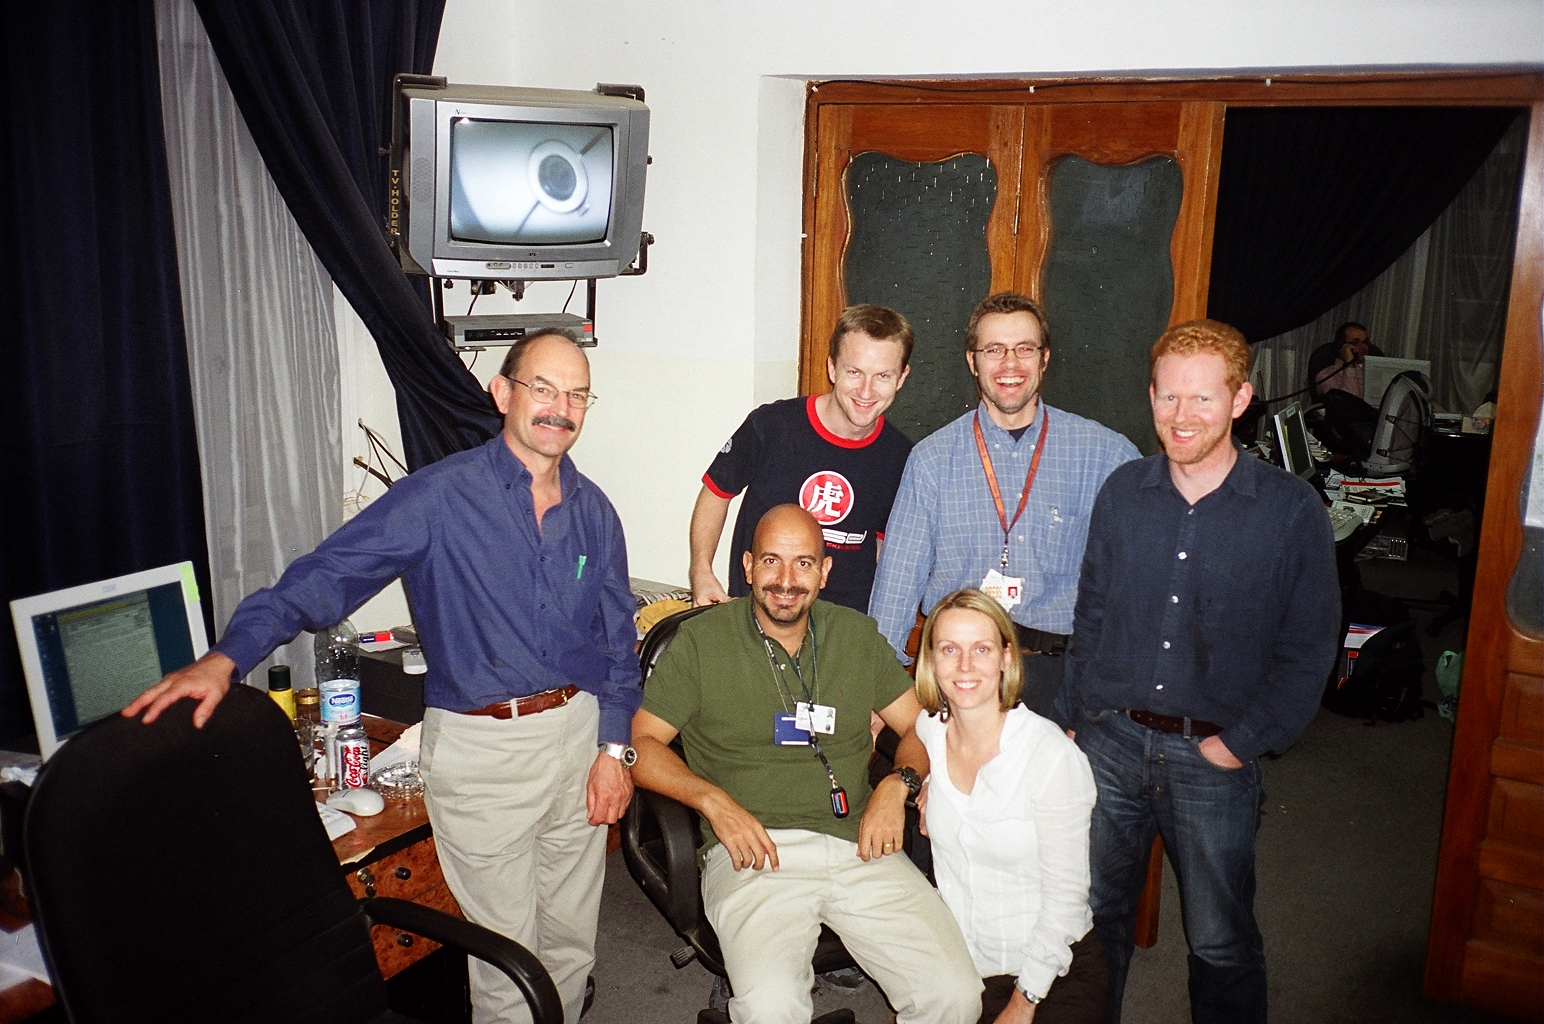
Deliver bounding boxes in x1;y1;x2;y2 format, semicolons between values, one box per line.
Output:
702;828;983;1024
421;693;605;1024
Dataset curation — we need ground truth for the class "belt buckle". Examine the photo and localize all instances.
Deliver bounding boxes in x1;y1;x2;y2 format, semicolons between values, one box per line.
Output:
555;686;570;708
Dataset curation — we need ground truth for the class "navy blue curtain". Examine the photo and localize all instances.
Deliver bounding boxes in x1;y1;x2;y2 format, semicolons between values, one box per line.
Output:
190;0;501;471
0;0;213;743
1208;106;1522;343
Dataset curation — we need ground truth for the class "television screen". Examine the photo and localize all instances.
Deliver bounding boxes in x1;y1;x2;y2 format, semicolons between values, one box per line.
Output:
391;82;649;281
450;119;614;246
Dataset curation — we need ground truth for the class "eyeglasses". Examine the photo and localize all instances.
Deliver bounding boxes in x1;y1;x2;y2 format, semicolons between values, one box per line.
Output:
507;377;599;409
972;343;1043;362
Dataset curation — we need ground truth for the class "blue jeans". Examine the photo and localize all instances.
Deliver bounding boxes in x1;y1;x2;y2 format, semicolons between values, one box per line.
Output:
1077;709;1267;1024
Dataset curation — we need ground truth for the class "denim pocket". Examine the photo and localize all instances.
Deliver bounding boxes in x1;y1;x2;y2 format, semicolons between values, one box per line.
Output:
1189;736;1248;773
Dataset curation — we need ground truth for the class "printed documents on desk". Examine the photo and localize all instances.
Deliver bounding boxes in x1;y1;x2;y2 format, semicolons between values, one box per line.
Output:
316;800;357;841
1324;471;1406;501
0;923;48;985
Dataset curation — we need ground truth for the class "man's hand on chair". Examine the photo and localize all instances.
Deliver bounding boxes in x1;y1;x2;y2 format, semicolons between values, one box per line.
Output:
122;651;236;728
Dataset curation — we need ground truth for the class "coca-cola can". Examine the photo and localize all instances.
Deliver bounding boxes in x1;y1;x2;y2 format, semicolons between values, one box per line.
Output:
337;735;371;790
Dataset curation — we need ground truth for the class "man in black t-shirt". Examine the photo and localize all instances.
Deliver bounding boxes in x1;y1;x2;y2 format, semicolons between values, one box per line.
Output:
689;305;915;613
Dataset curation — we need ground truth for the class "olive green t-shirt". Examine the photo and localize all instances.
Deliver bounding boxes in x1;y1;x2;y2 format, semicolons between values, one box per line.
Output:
641;598;915;851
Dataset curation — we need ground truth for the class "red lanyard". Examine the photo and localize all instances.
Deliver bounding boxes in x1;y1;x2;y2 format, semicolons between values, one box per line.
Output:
973;408;1050;570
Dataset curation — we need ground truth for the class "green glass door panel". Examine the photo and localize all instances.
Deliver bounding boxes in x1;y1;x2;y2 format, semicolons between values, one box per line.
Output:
1040;155;1183;454
843;153;997;441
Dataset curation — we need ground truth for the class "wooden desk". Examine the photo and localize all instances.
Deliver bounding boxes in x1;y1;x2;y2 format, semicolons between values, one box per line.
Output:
335;716;463;980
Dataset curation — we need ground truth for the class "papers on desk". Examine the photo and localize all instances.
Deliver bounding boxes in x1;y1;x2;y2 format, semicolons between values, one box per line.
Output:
0;924;48;985
368;721;420;781
0;765;37;788
1344;623;1386;650
316;800;357;841
1324;471;1406;502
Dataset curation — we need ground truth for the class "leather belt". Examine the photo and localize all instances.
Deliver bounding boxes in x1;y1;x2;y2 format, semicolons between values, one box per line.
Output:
1014;624;1069;656
460;685;582;720
1125;708;1222;738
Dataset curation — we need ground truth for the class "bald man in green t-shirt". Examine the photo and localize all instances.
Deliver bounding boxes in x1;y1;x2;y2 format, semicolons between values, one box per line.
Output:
633;505;980;1024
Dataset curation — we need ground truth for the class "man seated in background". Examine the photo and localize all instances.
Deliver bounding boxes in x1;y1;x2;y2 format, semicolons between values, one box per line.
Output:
633;505;981;1024
1309;321;1385;457
689;305;915;614
1312;321;1383;401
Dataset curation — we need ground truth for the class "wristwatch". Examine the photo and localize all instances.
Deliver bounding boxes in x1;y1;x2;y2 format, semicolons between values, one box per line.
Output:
890;765;923;800
599;742;638;767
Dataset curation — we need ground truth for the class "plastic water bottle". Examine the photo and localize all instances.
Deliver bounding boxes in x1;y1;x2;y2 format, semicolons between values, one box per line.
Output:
315;619;360;687
315;621;361;786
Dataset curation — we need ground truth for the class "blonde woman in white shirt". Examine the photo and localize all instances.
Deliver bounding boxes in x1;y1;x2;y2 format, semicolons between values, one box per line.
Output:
914;589;1110;1024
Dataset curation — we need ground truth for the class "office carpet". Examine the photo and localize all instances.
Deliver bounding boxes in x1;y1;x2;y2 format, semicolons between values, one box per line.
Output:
586;543;1511;1024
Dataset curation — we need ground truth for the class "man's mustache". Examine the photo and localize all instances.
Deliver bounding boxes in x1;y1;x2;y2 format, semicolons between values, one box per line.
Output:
764;585;810;597
531;413;576;431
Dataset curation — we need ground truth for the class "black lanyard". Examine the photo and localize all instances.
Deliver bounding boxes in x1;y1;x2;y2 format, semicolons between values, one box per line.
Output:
752;615;849;818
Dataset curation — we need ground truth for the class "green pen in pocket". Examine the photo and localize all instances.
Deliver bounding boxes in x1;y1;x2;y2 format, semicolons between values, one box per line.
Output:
576;554;587;579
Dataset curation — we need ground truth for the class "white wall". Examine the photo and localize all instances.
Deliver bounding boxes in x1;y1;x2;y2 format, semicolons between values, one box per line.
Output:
387;0;1540;605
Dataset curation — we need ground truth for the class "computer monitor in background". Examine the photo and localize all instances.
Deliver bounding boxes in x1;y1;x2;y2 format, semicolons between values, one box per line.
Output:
1363;356;1432;407
10;562;208;758
1274;401;1317;482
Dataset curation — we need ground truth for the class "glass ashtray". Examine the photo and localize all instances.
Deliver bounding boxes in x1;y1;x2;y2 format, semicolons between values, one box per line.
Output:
372;760;425;800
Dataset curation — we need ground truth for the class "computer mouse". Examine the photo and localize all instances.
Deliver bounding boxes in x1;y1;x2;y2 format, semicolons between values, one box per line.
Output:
327;787;385;817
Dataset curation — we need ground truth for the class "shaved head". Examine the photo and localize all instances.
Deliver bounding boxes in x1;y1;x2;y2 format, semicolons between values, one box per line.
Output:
752;505;826;559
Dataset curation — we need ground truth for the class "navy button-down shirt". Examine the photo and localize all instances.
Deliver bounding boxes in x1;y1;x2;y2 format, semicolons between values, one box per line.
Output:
1062;448;1339;762
215;435;642;744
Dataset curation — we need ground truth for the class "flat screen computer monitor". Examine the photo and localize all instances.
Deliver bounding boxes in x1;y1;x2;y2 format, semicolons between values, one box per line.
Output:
1363;356;1431;408
10;562;208;758
1274;401;1316;481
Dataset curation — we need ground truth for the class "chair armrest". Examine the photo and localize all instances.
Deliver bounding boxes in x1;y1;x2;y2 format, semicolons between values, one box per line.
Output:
362;897;564;1024
639;789;705;932
642;790;705;932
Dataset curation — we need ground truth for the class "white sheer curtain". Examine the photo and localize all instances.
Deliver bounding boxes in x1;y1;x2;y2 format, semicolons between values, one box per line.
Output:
155;0;340;690
1249;113;1528;417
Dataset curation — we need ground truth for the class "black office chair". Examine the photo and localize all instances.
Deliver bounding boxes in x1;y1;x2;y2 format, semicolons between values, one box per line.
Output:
11;685;562;1024
620;606;861;1023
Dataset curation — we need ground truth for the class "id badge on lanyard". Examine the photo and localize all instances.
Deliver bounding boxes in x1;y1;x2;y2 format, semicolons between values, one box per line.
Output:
973;411;1048;612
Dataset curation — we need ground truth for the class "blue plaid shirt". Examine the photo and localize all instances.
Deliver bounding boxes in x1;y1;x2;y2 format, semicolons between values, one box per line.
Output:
869;401;1139;660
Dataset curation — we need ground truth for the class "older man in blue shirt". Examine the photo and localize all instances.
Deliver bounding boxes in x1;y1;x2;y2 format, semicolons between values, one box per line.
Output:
869;292;1139;721
128;330;642;1024
1061;319;1339;1024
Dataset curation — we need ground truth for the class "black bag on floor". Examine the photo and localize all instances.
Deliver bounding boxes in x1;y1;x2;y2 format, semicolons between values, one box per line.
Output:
1322;619;1426;722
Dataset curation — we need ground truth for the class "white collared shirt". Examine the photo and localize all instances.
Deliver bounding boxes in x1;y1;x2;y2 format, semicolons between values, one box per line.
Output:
916;705;1097;1000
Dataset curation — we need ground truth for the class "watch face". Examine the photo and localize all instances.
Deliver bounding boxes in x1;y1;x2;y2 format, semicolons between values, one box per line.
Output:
621;746;638;767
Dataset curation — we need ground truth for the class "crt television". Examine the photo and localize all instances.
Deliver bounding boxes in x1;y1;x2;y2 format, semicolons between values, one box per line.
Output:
10;562;209;758
390;81;650;281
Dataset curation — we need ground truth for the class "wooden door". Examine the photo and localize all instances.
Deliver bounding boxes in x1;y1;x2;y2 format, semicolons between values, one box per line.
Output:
1424;102;1544;1021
